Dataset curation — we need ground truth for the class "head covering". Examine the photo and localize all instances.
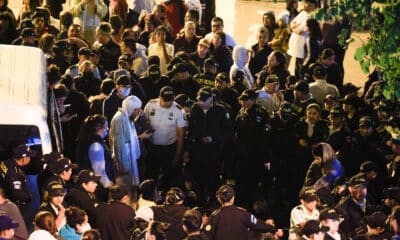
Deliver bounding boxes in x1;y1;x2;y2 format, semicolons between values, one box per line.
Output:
53;156;78;174
204;58;218;69
366;211;387;228
47;181;66;197
78;47;93;57
12;144;36;159
360;161;377;173
160;86;175;102
215;73;229;83
299;187;319;202
21;27;36;38
319;208;340;221
77;170;101;184
302;220;329;236
121;96;142;117
348;174;368;187
239;89;258;101
148;64;161;77
359;116;374;128
197;87;213;102
277;11;289;25
175;94;194;108
0;215;19;231
265;74;279;84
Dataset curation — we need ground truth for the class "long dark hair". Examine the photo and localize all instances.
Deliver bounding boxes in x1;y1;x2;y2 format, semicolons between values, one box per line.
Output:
77;114;107;137
307;18;322;41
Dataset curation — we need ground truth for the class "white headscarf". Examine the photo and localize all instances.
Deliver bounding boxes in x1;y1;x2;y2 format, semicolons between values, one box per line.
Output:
121;96;142;185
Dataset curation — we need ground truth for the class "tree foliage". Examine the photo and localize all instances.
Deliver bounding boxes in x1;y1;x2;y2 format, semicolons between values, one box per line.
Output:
315;0;400;99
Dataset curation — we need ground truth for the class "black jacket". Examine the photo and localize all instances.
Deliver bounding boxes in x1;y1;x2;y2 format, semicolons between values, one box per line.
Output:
204;205;276;240
95;201;136;240
65;186;99;227
152;204;189;240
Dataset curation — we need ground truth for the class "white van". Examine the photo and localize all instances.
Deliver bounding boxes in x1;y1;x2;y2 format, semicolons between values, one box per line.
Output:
0;44;52;158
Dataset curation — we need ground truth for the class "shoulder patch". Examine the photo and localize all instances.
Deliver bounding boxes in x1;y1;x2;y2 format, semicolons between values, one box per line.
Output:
205;224;212;232
149;99;158;103
250;214;258;224
13;181;22;190
237;207;247;212
175;104;182;110
0;161;8;175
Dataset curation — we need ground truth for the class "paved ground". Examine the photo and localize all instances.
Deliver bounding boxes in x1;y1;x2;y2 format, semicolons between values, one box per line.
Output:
9;0;369;91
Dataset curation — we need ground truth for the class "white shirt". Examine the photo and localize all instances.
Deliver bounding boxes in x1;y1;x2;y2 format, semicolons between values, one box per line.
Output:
28;230;57;240
256;88;281;114
287;10;310;59
309;79;340;106
289;204;319;240
148;43;174;75
144;99;186;145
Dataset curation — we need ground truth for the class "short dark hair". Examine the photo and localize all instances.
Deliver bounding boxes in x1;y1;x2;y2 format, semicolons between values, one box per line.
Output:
186;9;200;22
65;206;87;229
109;15;123;34
47;64;61;85
110;185;129;201
59;11;73;28
312;65;327;79
212;16;224;25
122;38;137;53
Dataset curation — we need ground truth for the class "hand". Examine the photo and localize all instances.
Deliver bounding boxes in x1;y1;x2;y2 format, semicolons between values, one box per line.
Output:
138;130;152;140
61;114;77;123
275;229;284;239
298;138;308;147
201;136;213;143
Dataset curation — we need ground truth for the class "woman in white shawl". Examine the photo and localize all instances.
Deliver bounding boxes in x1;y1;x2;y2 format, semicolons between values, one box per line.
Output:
70;0;108;45
229;45;255;89
109;96;150;186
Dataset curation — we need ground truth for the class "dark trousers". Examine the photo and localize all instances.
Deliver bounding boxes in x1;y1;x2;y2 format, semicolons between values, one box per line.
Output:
188;142;221;206
145;142;177;190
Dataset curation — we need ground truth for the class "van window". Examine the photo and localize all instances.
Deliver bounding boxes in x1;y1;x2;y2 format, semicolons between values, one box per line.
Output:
0;125;43;174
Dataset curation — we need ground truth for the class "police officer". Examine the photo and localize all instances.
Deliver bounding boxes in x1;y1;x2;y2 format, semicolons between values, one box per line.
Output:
204;185;278;240
186;87;233;205
144;86;186;189
0;144;34;207
138;64;170;105
214;72;240;119
194;58;218;88
65;170;101;227
235;89;270;206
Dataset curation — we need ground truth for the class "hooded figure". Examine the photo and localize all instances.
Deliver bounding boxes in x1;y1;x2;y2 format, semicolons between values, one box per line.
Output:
230;46;255;89
109;96;142;186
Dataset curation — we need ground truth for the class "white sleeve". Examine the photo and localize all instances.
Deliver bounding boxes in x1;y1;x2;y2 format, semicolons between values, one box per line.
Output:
176;108;186;128
88;142;113;188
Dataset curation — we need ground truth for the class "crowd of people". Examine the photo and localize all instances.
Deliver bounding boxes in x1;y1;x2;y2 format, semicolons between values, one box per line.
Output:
1;0;399;239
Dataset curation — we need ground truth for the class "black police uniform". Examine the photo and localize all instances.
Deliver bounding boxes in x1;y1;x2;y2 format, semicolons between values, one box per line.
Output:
65;186;100;227
170;77;201;101
194;71;216;88
204;205;276;240
97;39;122;72
187;102;233;204
335;195;375;238
152;204;189;240
138;75;170;104
0;159;31;206
235;103;269;205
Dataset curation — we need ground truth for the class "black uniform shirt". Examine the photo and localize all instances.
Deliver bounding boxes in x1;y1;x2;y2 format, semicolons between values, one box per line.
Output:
0;159;31;206
204;205;276;240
